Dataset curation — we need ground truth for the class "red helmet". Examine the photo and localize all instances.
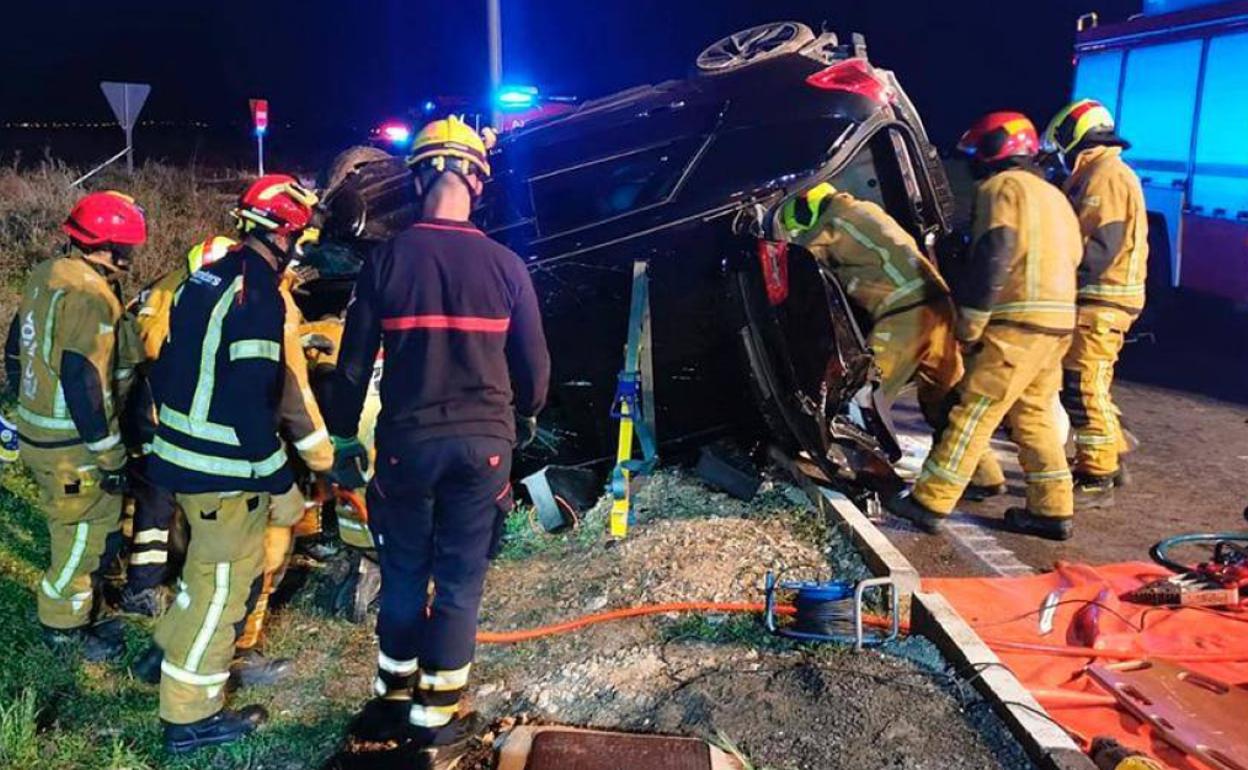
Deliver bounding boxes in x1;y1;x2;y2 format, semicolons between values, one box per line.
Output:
956;112;1040;164
61;191;147;249
233;174;319;236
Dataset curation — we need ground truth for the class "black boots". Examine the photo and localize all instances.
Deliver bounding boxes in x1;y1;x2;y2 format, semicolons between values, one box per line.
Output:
131;643;164;684
41;617;126;662
1003;507;1074;541
1073;473;1115;508
133;646;293;689
230;649;294;688
163;706;268;754
885;494;946;534
962;482;1007;502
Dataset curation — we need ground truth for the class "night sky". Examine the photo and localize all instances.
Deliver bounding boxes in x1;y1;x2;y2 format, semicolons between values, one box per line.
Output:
3;0;1139;147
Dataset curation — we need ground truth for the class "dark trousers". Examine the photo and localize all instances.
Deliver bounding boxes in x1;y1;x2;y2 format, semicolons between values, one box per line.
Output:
366;435;512;723
126;459;178;591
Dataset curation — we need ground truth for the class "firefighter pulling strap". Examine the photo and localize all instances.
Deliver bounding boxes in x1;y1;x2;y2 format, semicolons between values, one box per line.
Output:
609;261;658;538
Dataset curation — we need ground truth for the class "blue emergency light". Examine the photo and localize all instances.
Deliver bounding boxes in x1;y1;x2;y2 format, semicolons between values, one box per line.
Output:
496;85;539;111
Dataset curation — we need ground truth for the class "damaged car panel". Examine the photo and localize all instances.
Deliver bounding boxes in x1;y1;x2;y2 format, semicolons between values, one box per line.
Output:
306;23;956;492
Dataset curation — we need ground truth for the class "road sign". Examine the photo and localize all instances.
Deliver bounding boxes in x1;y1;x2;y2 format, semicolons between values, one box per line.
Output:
249;98;268;174
249;98;269;134
100;81;150;174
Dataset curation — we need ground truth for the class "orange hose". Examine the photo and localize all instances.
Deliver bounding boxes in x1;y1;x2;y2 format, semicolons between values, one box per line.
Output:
477;602;794;644
338;487;1248;662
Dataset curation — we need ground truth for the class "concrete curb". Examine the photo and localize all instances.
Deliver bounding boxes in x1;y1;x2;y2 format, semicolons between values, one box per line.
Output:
772;452;1094;770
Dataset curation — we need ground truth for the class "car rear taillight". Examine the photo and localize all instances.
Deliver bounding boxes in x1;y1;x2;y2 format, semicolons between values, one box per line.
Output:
806;59;892;104
757;240;790;306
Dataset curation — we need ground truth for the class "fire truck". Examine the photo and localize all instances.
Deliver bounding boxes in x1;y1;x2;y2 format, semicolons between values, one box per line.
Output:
1074;0;1248;303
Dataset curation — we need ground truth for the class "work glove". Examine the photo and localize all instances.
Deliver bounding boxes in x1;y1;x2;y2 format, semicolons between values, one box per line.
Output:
329;435;370;489
515;414;538;450
98;462;129;496
269;483;307;527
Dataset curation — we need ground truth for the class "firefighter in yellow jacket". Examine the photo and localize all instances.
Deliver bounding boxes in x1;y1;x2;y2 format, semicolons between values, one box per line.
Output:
889;113;1083;541
1045;99;1148;504
15;191;147;660
779;184;1007;499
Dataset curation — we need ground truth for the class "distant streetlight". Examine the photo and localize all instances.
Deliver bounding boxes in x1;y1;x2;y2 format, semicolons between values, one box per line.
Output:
488;0;503;128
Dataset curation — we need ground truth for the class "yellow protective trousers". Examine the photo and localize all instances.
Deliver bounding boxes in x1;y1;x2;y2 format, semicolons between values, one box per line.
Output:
871;299;1006;489
1061;305;1134;478
235;524;294;651
913;325;1074;519
156;491;267;724
23;443;123;629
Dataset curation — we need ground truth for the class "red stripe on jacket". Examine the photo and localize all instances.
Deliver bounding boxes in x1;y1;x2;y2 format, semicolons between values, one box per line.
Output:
380;314;511;333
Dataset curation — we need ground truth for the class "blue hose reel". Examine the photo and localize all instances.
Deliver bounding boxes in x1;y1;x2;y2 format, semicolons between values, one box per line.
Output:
763;572;900;650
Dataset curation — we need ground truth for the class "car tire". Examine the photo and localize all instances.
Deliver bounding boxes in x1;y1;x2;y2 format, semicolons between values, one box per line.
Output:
320;145;393;194
696;22;815;74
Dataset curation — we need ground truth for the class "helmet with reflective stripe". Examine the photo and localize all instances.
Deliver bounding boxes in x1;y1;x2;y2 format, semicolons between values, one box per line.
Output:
233;174;319;236
186;236;238;273
956;112;1040;164
1043;99;1117;155
406;116;494;179
62;191;147;249
780;182;837;234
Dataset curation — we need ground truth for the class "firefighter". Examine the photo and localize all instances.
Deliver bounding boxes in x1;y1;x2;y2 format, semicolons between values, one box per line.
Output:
888;113;1083;541
327;116;550;763
14;191;146;660
118;236;236;617
778;184;1007;499
143;175;323;752
231;252;336;683
1044;99;1148;504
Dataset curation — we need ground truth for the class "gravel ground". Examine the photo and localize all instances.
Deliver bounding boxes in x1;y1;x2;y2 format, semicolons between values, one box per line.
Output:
420;468;1035;770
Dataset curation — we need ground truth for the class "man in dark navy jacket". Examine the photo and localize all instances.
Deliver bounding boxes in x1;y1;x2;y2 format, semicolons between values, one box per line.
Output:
328;116;549;762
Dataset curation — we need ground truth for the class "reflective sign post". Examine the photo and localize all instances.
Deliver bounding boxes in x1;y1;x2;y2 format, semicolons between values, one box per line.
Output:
100;81;150;175
249;99;269;175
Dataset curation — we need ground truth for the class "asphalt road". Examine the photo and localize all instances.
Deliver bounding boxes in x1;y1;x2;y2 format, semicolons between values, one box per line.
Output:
878;302;1248;578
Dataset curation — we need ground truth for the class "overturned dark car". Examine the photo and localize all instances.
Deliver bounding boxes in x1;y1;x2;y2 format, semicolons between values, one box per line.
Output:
304;21;959;495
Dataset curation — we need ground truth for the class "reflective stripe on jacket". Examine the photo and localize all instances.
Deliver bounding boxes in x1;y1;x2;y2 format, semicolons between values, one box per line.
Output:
277;276;332;473
147;246;293;494
792;191;950;320
15;256;125;464
956;168;1082;342
1063;146;1149;315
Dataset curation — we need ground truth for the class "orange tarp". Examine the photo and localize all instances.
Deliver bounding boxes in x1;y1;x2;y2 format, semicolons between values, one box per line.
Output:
925;562;1248;769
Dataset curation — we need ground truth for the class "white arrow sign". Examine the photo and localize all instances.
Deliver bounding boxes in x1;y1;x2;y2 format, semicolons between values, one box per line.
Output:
100;81;151;174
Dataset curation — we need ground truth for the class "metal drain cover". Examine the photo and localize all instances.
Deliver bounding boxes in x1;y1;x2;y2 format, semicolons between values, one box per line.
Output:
497;726;745;770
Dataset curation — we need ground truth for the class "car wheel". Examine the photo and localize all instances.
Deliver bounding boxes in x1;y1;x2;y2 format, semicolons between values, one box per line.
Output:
696;22;815;74
320;145;393;193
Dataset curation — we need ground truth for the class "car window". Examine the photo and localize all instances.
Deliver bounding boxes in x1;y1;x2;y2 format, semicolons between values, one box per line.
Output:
530;137;703;237
685;117;853;202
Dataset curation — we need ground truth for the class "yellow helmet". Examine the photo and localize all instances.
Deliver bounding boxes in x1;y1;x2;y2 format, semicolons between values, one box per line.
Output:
406;115;494;179
186;235;238;273
1044;99;1118;156
779;182;837;234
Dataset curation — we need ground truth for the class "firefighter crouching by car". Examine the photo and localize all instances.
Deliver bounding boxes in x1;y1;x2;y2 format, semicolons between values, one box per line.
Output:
13;191;147;661
778;184;1007;500
1045;99;1148;506
138;175;326;753
117;236;237;618
327;116;550;764
888;113;1083;541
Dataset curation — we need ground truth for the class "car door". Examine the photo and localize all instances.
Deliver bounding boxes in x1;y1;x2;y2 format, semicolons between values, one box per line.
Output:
732;124;948;493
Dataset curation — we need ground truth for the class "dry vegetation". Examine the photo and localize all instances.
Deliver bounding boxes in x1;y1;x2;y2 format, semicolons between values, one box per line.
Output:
0;158;241;323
